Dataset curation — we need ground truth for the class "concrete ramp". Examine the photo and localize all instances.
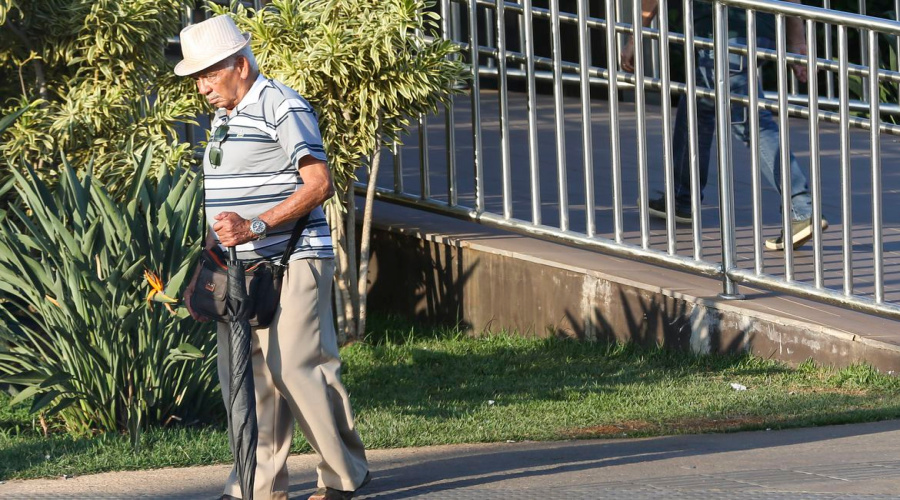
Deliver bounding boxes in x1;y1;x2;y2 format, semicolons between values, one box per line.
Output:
365;199;900;373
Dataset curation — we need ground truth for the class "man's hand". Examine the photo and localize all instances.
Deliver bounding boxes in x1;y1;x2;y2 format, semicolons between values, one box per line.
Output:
213;211;254;247
788;39;808;83
621;36;636;73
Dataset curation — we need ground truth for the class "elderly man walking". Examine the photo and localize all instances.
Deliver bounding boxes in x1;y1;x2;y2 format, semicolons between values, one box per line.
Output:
176;15;369;500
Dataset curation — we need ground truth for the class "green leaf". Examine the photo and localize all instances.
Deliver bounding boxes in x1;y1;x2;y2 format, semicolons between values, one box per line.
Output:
167;343;204;362
44;397;80;418
30;389;62;414
0;103;30;134
8;385;41;407
39;372;74;389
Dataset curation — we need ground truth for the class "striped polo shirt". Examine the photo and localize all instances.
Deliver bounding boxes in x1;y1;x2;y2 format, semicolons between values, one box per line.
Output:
203;74;333;262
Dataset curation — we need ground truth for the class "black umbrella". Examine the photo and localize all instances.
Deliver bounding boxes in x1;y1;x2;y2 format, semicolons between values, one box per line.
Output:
225;246;257;498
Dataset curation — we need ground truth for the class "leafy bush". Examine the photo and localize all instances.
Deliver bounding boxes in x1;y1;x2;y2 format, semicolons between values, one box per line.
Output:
0;0;205;195
0;150;219;443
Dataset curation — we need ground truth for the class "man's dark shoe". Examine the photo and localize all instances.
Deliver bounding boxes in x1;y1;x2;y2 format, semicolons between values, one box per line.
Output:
765;217;829;251
308;472;371;500
647;196;692;224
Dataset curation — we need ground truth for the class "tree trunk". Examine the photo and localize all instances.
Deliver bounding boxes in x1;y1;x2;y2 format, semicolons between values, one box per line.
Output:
356;122;384;339
327;204;347;339
329;196;354;342
345;188;359;338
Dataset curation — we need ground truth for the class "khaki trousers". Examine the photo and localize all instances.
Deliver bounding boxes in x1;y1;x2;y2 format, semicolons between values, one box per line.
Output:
218;258;368;500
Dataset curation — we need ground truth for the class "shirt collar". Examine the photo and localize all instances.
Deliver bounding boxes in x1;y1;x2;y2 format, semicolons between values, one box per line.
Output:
235;73;270;113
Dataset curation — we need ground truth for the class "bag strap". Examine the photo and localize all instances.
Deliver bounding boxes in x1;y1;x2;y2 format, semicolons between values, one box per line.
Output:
277;213;311;270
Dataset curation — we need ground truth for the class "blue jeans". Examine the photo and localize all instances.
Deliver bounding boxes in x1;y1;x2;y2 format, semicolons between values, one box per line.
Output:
670;37;812;221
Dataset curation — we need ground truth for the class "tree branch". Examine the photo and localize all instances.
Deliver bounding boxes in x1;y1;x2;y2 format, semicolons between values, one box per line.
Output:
4;21;48;101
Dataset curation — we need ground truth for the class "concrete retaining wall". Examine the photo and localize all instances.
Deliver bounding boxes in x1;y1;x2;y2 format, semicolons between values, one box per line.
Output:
363;202;900;373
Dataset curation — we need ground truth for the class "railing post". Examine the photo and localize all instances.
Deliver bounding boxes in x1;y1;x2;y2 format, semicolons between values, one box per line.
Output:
604;0;623;243
523;0;542;226
713;1;744;300
467;0;485;215
550;0;569;231
577;0;595;237
440;0;458;207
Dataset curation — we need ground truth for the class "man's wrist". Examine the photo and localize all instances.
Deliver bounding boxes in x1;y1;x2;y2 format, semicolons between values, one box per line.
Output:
249;217;268;240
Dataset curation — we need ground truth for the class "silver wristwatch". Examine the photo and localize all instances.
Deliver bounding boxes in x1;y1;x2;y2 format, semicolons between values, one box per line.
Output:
249;217;268;240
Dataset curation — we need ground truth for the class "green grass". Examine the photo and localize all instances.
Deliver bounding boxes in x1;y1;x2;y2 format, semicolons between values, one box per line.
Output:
3;314;900;480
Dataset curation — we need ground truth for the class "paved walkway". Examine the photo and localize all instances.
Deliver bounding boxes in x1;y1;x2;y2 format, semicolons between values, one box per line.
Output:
3;419;900;499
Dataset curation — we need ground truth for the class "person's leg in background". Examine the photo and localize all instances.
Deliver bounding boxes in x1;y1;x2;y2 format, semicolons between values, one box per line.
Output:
649;49;716;223
730;37;826;249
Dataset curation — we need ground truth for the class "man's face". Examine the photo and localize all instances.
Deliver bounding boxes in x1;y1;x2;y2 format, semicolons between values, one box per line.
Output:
192;57;245;110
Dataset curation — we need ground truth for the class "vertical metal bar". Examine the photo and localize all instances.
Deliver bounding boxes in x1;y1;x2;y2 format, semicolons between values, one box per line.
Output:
747;11;764;274
577;0;595;237
684;0;702;259
658;0;676;255
550;0;569;231
419;115;430;199
517;0;528;72
896;0;900;79
524;0;542;225
452;1;463;41
649;17;660;80
807;19;825;289
183;4;194;27
468;0;485;214
393;142;404;193
858;0;868;102
868;29;884;303
838;25;853;295
416;15;430;201
605;0;624;242
496;0;513;219
616;0;626;73
776;14;795;280
485;8;496;68
632;0;650;248
714;2;741;298
441;0;458;206
823;0;834;99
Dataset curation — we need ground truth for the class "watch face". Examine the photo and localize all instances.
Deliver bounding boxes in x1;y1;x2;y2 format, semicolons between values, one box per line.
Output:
251;219;266;235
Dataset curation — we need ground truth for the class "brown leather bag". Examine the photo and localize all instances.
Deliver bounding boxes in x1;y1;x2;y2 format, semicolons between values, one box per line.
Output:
191;215;308;328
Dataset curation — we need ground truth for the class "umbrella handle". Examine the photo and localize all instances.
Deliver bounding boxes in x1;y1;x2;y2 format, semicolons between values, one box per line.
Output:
228;246;238;262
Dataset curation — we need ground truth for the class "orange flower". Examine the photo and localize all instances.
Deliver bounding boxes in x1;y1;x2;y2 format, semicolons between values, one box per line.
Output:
144;270;178;314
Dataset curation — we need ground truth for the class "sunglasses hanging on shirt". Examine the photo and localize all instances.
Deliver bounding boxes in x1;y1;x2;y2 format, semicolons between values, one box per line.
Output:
208;123;229;168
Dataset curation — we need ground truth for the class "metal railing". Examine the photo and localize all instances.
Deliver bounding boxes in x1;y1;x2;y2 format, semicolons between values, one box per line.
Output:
366;0;900;320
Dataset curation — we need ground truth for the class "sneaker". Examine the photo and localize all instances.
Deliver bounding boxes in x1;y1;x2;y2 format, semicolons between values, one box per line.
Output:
308;472;371;500
647;196;692;224
765;217;829;251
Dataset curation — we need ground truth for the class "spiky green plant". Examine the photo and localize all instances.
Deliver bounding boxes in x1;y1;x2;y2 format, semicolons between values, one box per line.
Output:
0;148;219;444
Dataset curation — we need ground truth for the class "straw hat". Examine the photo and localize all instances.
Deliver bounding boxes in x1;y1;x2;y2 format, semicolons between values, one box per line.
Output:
174;15;251;76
